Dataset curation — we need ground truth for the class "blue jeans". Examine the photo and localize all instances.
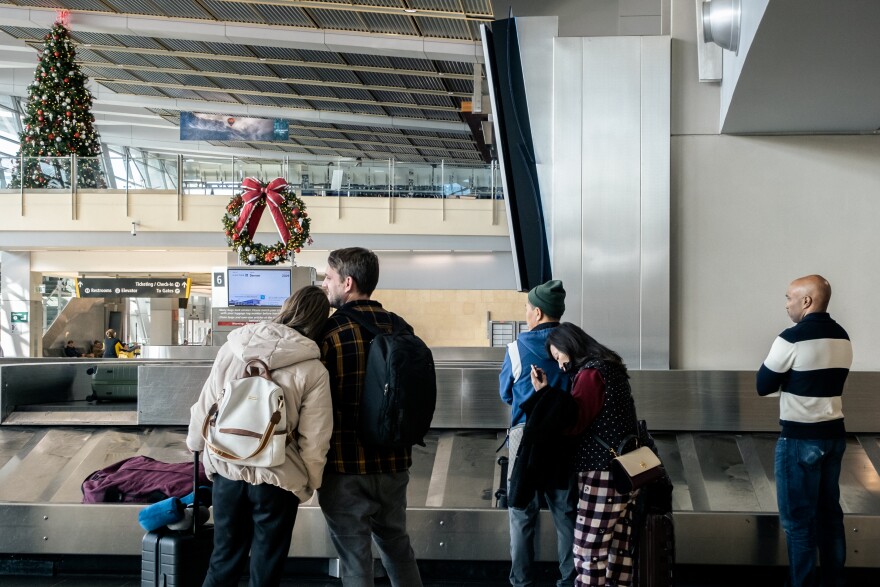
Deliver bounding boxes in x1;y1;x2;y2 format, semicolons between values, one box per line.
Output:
318;471;422;587
775;437;847;587
508;478;577;587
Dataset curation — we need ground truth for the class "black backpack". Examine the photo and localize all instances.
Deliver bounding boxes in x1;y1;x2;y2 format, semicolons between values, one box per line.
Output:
337;309;437;448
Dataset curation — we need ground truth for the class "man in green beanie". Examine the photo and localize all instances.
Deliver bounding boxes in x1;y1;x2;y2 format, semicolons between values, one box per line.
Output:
499;279;576;587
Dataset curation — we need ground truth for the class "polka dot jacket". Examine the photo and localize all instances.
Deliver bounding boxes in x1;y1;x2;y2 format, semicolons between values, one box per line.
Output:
573;359;639;472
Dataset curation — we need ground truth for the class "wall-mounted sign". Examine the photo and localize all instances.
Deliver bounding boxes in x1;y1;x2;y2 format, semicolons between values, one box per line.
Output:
76;277;192;299
10;312;28;323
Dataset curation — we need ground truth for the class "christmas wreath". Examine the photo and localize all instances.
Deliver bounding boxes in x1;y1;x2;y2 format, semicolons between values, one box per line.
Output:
223;177;312;265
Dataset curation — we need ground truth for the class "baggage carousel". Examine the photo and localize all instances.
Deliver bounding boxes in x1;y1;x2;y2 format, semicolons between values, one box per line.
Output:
1;351;879;567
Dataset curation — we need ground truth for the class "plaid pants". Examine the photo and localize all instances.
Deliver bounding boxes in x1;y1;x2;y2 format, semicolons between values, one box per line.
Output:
573;471;640;586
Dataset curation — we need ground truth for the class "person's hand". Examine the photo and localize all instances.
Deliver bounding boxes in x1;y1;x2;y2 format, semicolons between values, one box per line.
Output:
530;365;548;391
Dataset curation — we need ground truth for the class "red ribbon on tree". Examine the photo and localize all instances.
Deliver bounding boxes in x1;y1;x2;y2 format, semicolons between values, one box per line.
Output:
233;177;291;243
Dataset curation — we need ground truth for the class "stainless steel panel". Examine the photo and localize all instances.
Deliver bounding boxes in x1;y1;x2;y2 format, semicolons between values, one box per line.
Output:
431;347;505;363
552;38;585;327
2;500;880;567
639;36;671;369
550;36;670;368
460;368;510;428
139;345;219;360
581;37;642;366
0;363;78;415
432;368;463;428
137;365;211;425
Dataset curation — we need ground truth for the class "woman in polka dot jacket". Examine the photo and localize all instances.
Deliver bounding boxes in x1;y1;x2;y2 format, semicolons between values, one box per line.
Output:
530;322;641;587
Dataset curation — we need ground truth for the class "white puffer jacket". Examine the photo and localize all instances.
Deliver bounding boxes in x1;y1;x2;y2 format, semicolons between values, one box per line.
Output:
187;322;332;502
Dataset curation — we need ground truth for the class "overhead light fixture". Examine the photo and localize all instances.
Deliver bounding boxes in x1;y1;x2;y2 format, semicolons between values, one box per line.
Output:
701;0;742;54
131;221;138;237
404;8;417;13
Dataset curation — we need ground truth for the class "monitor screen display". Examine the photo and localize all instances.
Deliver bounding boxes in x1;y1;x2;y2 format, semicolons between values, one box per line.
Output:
227;268;292;307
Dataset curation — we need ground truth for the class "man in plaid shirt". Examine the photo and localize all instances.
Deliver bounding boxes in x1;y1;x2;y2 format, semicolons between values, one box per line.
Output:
318;247;423;587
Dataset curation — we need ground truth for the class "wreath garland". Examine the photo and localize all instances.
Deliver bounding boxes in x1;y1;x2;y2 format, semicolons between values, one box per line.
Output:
222;177;312;265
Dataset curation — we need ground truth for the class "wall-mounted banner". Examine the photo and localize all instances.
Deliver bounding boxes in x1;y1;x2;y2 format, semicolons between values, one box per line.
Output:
76;277;192;299
180;112;288;142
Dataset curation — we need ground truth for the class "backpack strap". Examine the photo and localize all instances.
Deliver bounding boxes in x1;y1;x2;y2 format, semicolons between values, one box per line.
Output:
243;358;273;380
201;399;285;462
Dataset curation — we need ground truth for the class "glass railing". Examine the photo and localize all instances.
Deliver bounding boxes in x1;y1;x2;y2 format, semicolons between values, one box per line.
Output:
0;155;504;199
0;156;109;189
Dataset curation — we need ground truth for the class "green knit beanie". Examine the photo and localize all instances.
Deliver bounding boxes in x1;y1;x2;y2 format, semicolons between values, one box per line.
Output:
527;279;566;318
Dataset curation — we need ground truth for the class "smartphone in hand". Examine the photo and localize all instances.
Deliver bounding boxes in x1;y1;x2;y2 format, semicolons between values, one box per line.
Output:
531;364;545;386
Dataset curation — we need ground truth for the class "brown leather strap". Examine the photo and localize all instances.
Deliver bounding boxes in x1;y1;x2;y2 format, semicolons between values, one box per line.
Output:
201;396;286;462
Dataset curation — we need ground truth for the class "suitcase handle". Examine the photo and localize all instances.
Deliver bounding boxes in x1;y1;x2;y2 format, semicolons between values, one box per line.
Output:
192;450;200;537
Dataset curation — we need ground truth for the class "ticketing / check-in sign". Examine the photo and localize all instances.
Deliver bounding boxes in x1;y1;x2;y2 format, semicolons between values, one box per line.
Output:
76;277;192;298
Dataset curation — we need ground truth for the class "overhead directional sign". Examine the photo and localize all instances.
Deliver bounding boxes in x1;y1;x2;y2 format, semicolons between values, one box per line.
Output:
76;277;191;299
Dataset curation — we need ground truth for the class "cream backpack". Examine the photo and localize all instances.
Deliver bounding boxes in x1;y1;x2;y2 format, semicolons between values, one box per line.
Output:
201;358;289;468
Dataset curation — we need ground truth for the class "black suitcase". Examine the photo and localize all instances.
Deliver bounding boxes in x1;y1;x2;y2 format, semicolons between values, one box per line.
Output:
141;451;214;587
636;513;675;587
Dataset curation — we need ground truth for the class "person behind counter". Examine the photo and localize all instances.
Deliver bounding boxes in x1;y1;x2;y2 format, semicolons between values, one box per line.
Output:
102;329;138;358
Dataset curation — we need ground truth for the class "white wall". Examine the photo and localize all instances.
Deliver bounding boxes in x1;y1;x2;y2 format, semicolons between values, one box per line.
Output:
670;0;880;369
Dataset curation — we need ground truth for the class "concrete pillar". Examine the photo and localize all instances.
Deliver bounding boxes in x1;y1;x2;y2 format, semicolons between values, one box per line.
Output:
148;298;177;345
0;252;42;357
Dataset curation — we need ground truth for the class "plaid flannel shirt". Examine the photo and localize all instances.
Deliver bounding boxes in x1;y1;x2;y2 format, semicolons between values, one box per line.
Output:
320;299;412;474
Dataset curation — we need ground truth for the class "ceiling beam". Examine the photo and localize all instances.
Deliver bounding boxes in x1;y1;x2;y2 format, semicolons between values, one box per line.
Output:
0;6;483;63
67;43;473;80
86;87;470;133
78;61;470;99
93;78;460;112
214;0;493;21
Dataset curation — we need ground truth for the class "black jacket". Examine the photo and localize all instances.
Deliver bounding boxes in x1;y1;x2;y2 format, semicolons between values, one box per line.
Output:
508;386;577;509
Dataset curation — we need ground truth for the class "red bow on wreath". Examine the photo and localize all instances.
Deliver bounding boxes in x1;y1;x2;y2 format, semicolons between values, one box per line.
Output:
234;177;291;243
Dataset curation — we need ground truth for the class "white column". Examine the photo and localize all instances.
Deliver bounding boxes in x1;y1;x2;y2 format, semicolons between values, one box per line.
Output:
0;251;42;357
148;298;176;346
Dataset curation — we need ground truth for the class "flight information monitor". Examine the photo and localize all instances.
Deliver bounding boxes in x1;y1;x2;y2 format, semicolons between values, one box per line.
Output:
227;268;292;307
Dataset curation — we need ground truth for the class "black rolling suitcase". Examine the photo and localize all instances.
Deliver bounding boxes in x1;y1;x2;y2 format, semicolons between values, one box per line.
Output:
141;451;214;587
636;512;675;587
86;364;139;401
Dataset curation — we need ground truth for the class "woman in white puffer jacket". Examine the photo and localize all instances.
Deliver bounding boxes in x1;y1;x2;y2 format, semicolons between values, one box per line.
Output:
187;285;333;587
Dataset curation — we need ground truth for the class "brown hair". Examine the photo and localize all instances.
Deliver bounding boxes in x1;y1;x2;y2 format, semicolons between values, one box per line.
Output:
273;285;330;341
327;247;379;296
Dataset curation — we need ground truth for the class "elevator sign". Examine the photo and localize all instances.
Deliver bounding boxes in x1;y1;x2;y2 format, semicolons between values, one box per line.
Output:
76;277;192;298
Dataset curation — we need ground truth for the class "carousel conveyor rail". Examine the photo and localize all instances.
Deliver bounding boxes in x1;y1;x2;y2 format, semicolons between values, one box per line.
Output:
1;355;879;566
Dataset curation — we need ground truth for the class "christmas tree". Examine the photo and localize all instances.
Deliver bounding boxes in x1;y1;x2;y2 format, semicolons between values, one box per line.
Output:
14;15;105;189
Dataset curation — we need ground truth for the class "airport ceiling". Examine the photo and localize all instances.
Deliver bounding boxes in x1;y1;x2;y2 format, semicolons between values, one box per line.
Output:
0;1;495;164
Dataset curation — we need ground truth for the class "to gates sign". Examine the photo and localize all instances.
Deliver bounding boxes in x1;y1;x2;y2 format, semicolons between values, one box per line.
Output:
76;277;191;298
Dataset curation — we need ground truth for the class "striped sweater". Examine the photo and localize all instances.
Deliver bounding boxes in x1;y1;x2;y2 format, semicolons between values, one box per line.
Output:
756;312;852;439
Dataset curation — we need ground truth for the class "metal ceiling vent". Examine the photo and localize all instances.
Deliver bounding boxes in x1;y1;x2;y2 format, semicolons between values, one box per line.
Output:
702;0;742;54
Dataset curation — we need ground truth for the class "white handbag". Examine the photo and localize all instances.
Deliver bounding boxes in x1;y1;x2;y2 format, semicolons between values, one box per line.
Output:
201;359;289;468
593;422;665;494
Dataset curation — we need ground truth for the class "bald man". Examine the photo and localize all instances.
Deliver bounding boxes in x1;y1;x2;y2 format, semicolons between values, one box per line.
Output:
757;275;852;587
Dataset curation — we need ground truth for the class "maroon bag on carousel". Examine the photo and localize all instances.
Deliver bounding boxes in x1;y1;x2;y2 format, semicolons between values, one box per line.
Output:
82;455;210;504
